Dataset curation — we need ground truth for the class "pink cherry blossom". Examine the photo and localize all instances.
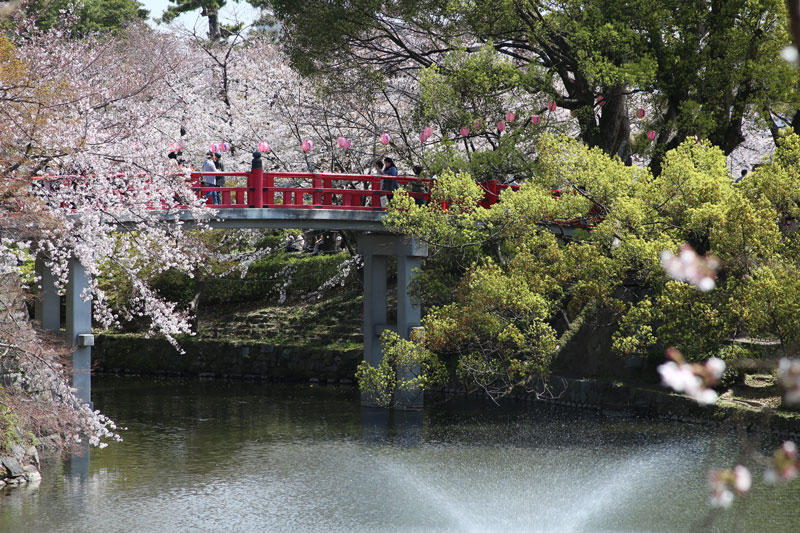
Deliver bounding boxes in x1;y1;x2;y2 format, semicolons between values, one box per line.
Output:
778;358;800;405
660;244;719;291
658;349;723;405
709;465;751;508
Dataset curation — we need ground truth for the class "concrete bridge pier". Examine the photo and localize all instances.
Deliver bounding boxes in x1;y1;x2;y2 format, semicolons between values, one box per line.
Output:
357;234;427;410
35;257;60;333
35;258;94;408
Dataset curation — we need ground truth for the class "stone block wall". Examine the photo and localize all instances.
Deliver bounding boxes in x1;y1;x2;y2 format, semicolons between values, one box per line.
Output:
94;334;362;383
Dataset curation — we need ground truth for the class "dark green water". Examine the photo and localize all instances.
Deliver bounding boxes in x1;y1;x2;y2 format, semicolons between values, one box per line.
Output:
0;376;799;532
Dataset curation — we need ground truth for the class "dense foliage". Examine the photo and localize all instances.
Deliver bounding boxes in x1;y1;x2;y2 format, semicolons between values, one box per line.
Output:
21;0;149;36
382;132;800;397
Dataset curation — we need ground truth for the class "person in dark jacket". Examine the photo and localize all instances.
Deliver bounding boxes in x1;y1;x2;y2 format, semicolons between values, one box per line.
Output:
411;164;426;206
382;157;398;206
213;152;225;187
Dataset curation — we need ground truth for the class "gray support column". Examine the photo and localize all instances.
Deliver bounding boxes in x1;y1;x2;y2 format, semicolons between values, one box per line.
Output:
358;234;428;409
35;258;61;332
66;258;92;407
396;254;422;339
362;252;387;369
395;253;423;409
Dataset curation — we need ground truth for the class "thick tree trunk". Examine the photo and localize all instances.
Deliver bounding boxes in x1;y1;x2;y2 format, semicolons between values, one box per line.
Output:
207;8;220;41
597;91;631;164
579;90;632;164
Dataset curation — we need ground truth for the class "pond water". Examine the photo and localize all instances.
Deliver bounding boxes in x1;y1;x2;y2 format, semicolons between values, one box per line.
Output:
0;376;798;532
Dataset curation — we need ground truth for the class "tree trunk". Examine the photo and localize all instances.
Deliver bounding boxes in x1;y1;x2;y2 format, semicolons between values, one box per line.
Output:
207;7;220;41
578;90;632;164
597;91;632;164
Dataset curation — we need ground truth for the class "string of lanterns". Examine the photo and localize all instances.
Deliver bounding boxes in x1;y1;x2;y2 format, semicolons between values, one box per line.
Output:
191;100;663;156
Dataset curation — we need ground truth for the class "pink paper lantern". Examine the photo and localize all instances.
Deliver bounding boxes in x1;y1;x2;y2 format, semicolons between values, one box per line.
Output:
548;100;557;112
419;132;427;142
531;114;541;125
637;108;645;118
220;142;229;152
380;133;391;145
302;139;314;152
424;126;432;138
345;139;351;149
505;111;515;123
210;143;218;153
257;141;270;153
460;127;469;137
647;130;656;140
496;121;505;132
337;136;347;148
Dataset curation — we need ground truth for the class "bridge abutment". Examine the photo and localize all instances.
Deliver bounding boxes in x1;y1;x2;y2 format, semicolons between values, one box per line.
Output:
357;234;427;410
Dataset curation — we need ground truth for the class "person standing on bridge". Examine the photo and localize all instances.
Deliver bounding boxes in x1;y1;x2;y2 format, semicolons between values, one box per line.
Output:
202;152;220;205
214;152;225;189
381;157;398;207
411;164;427;206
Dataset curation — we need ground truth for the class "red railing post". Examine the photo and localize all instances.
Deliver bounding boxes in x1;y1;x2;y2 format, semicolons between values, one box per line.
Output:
487;179;498;206
372;175;382;210
265;172;274;207
323;177;332;206
248;168;263;208
312;174;322;207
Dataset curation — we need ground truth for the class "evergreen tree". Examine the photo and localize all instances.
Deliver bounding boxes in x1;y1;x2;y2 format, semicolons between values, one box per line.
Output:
22;0;149;36
162;0;226;40
268;0;799;172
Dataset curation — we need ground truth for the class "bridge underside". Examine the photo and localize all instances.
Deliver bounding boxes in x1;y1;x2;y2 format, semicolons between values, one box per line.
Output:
178;208;387;233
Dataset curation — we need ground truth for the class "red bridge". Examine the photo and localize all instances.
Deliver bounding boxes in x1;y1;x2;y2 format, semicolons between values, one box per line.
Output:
29;167;597;410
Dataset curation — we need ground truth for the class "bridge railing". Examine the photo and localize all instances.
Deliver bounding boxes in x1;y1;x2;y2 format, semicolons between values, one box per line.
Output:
189;170;435;211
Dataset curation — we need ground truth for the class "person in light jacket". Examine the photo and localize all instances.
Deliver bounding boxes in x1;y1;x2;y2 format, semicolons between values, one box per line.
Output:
202;152;220;204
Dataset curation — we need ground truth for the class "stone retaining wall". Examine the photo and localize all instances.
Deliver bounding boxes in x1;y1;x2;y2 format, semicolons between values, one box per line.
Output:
491;377;800;438
95;334;800;437
94;334;362;383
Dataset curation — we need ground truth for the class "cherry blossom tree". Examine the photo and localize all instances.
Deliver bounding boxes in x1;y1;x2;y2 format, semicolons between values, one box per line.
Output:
1;14;218;449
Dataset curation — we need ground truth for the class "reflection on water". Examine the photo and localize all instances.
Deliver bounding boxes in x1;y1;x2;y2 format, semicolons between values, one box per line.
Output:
1;376;799;532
